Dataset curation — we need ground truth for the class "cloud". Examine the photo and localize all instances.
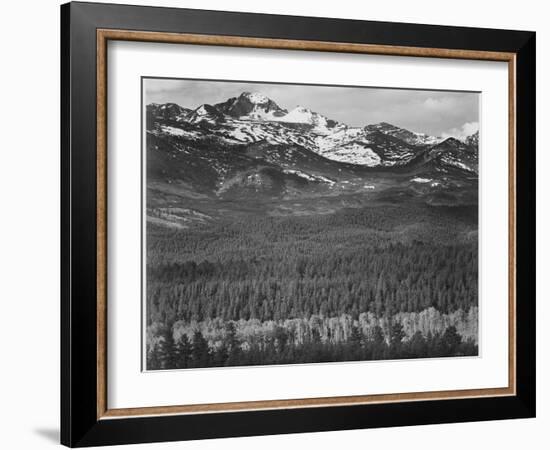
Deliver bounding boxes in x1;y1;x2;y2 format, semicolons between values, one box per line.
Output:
423;96;459;111
441;121;479;140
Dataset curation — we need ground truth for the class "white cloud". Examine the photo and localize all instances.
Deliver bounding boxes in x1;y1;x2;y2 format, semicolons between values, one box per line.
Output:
423;97;458;111
441;121;479;140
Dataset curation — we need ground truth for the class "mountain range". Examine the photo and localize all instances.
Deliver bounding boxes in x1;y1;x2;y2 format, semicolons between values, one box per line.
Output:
145;91;479;226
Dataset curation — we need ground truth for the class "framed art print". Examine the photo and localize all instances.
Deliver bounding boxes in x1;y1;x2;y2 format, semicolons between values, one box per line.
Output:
61;2;536;447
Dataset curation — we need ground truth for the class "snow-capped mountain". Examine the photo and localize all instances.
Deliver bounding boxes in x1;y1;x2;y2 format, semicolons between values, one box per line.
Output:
364;122;441;146
147;103;191;122
148;92;443;168
214;92;341;132
185;104;226;124
215;92;288;121
146;91;478;205
279;106;340;131
145;91;479;230
147;92;478;171
428;137;478;174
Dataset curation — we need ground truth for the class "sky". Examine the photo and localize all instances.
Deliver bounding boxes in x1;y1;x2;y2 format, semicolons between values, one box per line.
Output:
144;78;479;139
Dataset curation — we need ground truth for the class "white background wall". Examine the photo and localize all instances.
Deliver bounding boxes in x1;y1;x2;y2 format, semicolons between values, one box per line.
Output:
0;0;545;448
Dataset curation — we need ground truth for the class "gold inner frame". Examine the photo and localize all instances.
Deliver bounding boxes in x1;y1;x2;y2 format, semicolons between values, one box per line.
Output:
96;29;517;420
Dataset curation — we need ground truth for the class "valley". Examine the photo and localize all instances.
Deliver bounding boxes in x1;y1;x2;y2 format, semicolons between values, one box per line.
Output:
144;90;479;369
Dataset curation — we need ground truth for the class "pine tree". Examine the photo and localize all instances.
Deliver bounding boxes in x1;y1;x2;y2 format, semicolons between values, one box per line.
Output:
389;322;406;358
225;322;242;365
146;345;162;370
157;326;176;369
407;331;427;358
174;334;192;369
348;324;363;359
441;326;462;356
369;325;386;360
191;330;211;368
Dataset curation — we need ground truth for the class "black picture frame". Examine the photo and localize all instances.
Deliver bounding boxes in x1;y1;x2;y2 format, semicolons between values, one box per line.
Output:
61;1;536;447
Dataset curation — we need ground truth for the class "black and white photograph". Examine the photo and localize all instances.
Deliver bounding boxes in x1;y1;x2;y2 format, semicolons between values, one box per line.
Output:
143;78;480;371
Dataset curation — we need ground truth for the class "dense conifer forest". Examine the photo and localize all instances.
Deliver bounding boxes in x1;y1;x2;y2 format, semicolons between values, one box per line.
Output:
146;203;478;369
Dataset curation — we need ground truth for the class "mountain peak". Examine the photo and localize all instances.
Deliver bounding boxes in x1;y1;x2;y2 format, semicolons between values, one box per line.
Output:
365;122;441;146
147;102;191;121
365;122;399;131
465;131;479;149
282;106;338;130
239;91;270;104
185;103;225;124
439;137;463;145
365;122;400;133
215;92;287;119
160;102;182;109
195;104;220;115
430;137;470;152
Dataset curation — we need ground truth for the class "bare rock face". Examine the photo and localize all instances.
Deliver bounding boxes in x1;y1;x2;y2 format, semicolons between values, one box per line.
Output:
215;91;288;119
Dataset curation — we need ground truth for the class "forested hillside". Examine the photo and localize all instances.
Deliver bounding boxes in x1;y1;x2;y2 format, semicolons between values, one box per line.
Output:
146;203;478;369
144;90;479;369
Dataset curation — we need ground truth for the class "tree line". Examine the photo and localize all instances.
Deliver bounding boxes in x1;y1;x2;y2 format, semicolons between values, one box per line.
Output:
145;204;478;368
147;321;477;370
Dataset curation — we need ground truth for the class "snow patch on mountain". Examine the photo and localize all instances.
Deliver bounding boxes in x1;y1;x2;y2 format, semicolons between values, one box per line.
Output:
279;107;316;123
411;177;432;183
186;104;225;124
440;155;472;172
315;127;365;153
321;142;382;166
243;92;270;104
283;169;336;185
160;126;199;138
215;92;288;121
147;93;478;170
365;122;441;146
